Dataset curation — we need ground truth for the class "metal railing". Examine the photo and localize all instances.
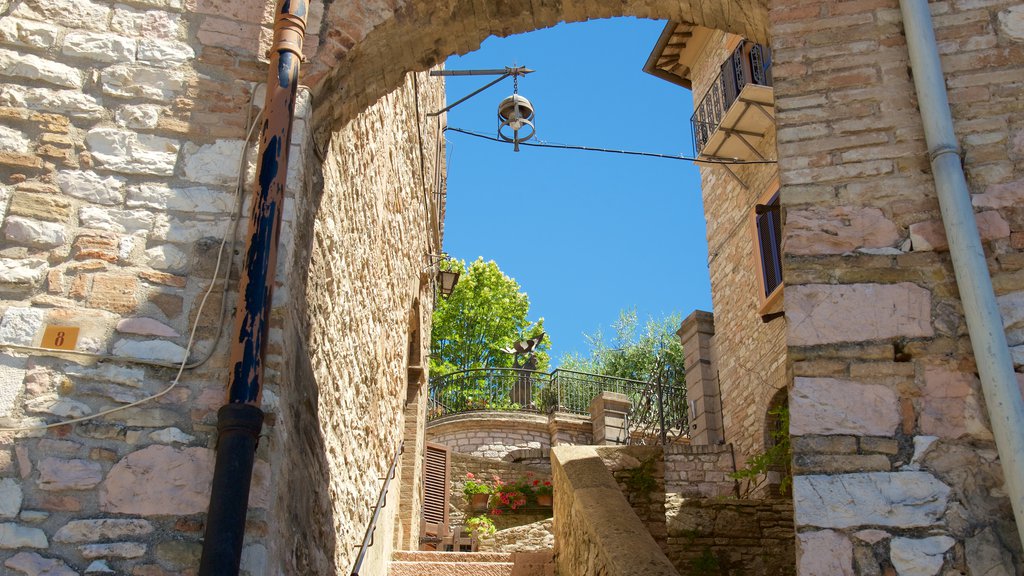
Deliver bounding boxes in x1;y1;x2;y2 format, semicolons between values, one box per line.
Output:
428;368;688;443
691;40;773;156
351;441;404;576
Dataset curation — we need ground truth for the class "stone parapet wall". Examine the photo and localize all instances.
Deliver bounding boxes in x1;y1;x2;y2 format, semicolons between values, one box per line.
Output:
427;411;549;459
665;495;795;576
551;445;680;576
664;443;737;498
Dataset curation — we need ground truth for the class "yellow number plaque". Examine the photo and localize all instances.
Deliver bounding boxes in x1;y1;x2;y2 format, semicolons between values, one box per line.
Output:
41;325;80;351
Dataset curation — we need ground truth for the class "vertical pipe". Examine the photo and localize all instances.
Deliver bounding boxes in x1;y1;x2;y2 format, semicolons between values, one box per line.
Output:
199;0;307;572
900;0;1024;550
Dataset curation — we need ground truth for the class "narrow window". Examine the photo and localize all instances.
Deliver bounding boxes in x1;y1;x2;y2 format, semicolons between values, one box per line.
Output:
752;184;783;315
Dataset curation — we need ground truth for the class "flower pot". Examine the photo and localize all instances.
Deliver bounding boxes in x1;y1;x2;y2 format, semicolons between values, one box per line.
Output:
470;493;490;511
537;494;553;507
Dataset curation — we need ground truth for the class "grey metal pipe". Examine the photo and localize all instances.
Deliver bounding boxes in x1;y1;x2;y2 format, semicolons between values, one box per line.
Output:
900;0;1024;549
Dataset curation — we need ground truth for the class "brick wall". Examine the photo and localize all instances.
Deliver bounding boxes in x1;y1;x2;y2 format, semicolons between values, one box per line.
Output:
664;443;737;498
688;30;789;471
666;496;795;576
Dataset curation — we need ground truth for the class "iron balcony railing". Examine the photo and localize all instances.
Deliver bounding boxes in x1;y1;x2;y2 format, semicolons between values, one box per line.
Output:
427;367;688;443
691;40;773;156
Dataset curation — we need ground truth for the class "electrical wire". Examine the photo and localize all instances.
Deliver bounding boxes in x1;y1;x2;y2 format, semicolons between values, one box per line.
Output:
444;126;778;165
0;89;268;433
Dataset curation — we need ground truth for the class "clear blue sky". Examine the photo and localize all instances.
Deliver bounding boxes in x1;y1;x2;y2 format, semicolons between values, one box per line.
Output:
442;17;713;364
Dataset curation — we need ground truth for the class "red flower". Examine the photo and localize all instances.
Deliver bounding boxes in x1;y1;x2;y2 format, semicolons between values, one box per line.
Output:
533;480;540;486
466;473;475;479
544;481;551;486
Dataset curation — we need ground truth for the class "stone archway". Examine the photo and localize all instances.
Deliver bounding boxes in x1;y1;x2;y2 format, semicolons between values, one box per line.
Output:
304;0;770;130
290;0;1024;572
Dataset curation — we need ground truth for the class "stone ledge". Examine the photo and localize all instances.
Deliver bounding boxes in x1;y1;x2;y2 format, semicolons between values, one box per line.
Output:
552;445;680;576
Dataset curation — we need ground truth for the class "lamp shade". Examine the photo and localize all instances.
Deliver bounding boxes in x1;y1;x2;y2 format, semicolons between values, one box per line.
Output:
497;95;536;150
438;269;460;298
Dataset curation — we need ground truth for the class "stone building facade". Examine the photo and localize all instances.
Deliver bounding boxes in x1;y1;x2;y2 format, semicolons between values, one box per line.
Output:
0;0;1021;573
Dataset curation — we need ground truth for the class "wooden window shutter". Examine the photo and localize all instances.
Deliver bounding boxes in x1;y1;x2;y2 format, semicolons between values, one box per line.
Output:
755;192;783;298
421;442;450;537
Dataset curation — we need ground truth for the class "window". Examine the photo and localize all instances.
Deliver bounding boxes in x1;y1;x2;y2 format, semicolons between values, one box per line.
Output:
752;183;783;315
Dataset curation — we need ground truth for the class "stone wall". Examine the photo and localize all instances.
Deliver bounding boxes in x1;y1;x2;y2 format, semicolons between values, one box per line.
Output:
0;0;444;570
665;495;795;576
272;69;444;575
427;411;550;459
664;443;737;498
551;445;680;576
0;0;313;570
771;0;1024;571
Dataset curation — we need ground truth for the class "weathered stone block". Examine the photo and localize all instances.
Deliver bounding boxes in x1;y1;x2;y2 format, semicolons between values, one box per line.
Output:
136;38;195;67
54;518;154;543
890;536;954;576
909;211;1010;252
62;31;136;63
87;272;139;314
85;127;179;175
0;48;82;88
100;445;268;515
785;206;901;255
127;184;235;213
4;216;67;248
37;458;102;491
58;171;126;205
797;530;854;576
0;18;61;49
793;472;950;529
4;551;75;575
8;193;71;223
918;367;991;440
79;205;155;235
787;283;934;345
790;377;899;436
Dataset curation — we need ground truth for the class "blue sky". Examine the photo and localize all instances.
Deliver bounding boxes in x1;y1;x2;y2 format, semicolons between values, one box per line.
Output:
442;17;712;363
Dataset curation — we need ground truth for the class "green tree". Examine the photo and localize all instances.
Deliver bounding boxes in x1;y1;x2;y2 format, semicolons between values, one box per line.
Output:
559;309;687;436
430;257;549;376
559;309;684;388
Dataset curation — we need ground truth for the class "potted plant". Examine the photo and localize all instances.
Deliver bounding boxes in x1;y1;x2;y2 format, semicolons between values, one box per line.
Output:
466;515;496;541
463;473;491;511
534;480;553;507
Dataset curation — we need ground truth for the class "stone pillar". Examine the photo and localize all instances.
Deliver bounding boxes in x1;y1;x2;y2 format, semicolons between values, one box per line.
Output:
677;310;724;445
589;392;631;445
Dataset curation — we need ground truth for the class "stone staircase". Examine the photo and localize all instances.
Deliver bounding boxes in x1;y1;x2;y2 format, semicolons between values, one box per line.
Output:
388;550;554;576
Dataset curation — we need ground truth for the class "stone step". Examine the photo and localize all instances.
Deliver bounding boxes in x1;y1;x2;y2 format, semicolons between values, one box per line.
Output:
388;560;514;576
392;551;513;563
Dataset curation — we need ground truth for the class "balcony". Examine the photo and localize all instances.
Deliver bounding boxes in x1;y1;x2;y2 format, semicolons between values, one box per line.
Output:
427;367;688;443
691;41;775;161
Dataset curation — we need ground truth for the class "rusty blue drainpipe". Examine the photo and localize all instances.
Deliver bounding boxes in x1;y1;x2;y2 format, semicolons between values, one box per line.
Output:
198;0;307;573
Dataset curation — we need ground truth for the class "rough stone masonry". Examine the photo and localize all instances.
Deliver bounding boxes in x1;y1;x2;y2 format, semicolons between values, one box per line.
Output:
0;0;1021;573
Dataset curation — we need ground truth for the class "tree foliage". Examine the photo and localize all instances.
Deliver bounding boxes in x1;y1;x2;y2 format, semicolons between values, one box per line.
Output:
559;309;685;389
430;258;548;376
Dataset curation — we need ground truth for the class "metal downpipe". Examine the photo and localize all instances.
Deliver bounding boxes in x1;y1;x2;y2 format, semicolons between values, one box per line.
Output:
198;0;307;572
900;0;1024;549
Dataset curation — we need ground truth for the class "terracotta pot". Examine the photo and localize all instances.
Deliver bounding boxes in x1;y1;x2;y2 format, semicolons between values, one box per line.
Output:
537;494;553;507
470;493;490;511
